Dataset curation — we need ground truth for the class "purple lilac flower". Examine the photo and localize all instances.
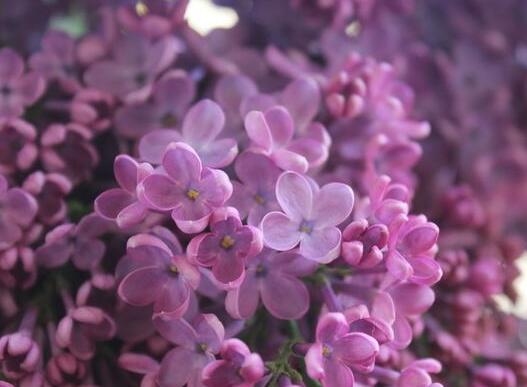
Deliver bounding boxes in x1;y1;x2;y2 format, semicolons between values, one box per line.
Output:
226;248;316;320
245;105;322;173
386;215;441;284
0;48;45;118
0;244;38;289
115;70;195;139
228;151;281;226
305;312;379;387
23;171;72;225
0;175;37;251
154;313;224;387
396;359;443;387
84;34;180;103
138;99;238;168
0;118;37;174
117;232;200;319
202;338;264;387
188;207;262;285
40;123;99;182
261;171;354;263
0;333;40;380
29;30;80;93
95;154;153;228
56;305;116;360
70;88;116;134
141;142;233;233
35;213;111;270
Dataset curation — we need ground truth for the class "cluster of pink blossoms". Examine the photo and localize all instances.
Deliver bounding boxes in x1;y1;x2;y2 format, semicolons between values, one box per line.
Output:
0;0;525;386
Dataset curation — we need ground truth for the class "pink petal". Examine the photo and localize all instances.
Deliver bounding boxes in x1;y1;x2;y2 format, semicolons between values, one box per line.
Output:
300;227;341;263
316;313;349;343
182;99;225;145
225;273;260;319
261;273;309;319
261;212;301;251
322;358;355;387
306;344;325;381
333;332;379;372
118;267;167;306
154;279;191;319
275;171;312;220
142;174;183;211
198;138;238;168
154;317;197;348
116;201;148;228
158;347;195;387
119;353;159;374
390;283;435;316
280;78;320;131
95;188;135;220
194;313;224;353
114;155;139;192
272;148;309;173
264;106;294;147
139;129;182;164
391;314;413;349
162;143;202;185
244;110;272;151
400;224;439;255
312;183;354;228
73;238;105;270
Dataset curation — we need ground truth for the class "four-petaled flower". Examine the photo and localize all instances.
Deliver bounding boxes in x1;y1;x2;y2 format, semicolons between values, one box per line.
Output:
261;171;354;263
306;312;379;387
117;233;200;319
141;142;233;233
226;248;316;320
188;207;262;285
154;314;225;387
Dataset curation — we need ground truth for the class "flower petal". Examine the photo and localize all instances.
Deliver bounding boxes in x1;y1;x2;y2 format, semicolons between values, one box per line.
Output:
225;272;260;319
182;99;225;145
261;212;301;251
312;183;354;228
138;129;182;164
275;171;312;220
162;142;202;186
264;106;294;147
300;227;341;263
244;110;272;151
261;273;309;319
141;174;183;211
333;332;379;372
118;267;167;306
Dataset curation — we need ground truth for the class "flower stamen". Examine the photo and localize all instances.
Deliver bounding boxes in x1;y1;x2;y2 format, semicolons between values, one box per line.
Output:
220;235;235;249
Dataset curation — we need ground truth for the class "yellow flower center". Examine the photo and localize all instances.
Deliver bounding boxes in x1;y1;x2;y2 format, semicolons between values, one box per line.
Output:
322;344;332;358
169;265;178;274
187;189;200;200
300;224;312;234
220;235;235;249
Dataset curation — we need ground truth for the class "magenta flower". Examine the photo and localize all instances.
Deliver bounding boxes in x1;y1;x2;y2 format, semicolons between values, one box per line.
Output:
0;48;44;118
141;142;233;233
40;123;99;182
70;88;116;134
342;219;388;268
0;333;40;380
23;171;72;225
472;364;516;387
188;207;262;285
245;106;313;173
116;0;189;38
305;312;379;387
0;118;37;174
228;152;281;226
29;30;80;93
138;99;238;168
115;70;195;139
56;306;116;360
226;248;316;320
0;244;37;289
117;233;200;319
154;313;224;387
202;338;264;387
95;155;153;229
0;174;37;251
35;214;111;270
84;34;180;103
387;215;441;284
261;171;354;263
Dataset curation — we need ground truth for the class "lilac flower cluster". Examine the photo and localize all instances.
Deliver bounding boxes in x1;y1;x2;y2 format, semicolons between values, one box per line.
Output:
0;0;525;386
